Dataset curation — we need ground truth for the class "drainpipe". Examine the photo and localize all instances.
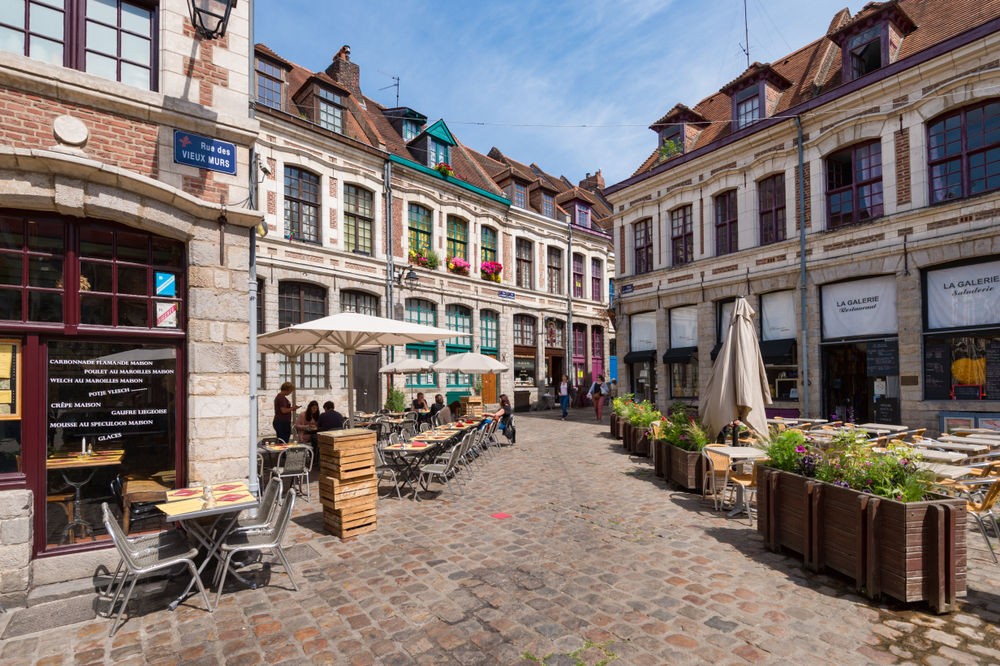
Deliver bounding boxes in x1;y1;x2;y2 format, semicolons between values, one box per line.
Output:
795;115;810;419
247;0;259;497
384;159;394;400
565;214;573;384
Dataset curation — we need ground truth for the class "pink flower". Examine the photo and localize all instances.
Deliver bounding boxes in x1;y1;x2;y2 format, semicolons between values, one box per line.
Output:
795;445;807;453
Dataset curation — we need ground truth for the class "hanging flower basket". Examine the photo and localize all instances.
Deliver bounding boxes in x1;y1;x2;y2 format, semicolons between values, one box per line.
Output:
480;261;502;283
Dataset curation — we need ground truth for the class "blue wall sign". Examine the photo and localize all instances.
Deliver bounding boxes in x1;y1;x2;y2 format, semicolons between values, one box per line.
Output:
155;272;176;297
619;284;634;295
498;291;516;300
173;130;237;175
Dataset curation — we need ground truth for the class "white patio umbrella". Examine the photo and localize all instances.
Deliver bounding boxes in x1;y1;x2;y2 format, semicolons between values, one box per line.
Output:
699;296;772;442
379;357;434;374
431;352;508;375
256;312;456;425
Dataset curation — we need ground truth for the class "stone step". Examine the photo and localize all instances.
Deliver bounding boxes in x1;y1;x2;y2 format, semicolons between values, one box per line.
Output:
26;577;99;607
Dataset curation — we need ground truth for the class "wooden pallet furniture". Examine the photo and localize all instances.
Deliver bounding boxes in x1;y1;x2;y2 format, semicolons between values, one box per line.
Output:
317;428;377;539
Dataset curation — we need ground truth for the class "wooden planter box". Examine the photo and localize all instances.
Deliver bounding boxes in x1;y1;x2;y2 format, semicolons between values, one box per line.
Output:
635;430;651;457
652;440;671;478
667;444;704;492
615;417;624;440
623;423;634;452
610;413;617;437
757;466;967;613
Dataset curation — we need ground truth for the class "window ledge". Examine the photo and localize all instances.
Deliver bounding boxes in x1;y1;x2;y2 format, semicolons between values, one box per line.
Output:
821;214;886;234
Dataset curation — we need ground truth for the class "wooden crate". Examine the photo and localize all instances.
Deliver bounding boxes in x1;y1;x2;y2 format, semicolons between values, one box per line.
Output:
318;475;376;505
460;395;483;418
317;428;378;539
323;501;378;537
319;449;375;480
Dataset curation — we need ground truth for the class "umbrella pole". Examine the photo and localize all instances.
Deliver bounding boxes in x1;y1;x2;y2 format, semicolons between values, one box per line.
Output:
346;349;356;426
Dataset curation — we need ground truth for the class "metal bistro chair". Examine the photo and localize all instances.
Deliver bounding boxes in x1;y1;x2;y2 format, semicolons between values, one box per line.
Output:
703;444;736;511
213;490;299;610
272;445;313;502
420;438;466;500
374;446;404;500
419;422;432;433
100;504;210;637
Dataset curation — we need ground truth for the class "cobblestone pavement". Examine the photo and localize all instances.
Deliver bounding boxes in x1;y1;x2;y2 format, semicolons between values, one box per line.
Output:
2;411;1000;666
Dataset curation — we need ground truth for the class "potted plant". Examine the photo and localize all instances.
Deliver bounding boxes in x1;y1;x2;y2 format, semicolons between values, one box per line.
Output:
757;429;967;613
433;162;458;178
384;387;407;413
657;405;710;491
408;247;440;270
480;261;502;283
611;394;632;440
632;401;661;457
446;256;470;276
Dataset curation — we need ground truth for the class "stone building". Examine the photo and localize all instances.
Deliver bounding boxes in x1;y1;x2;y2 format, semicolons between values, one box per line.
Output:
252;44;615;425
0;2;260;605
605;0;1000;436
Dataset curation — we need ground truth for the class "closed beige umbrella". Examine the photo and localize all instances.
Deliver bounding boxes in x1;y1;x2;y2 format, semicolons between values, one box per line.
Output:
699;296;772;441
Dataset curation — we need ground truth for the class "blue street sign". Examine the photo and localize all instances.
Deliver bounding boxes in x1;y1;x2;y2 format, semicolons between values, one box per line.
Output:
155;272;176;297
498;291;516;300
173;130;237;175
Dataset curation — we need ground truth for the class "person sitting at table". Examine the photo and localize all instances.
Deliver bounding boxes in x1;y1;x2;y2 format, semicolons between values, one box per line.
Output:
316;401;344;434
480;394;513;435
429;394;446;420
295;400;320;443
412;393;428;411
434;402;453;425
273;382;299;443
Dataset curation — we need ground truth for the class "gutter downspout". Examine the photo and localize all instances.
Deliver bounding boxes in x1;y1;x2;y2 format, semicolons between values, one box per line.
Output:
247;0;259;497
384;159;394;400
566;214;573;387
795;115;810;419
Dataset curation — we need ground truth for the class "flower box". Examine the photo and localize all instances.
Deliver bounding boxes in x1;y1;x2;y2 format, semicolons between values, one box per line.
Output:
652;440;670;478
614;417;624;440
634;429;651;457
480;261;502;283
668;444;704;491
446;257;470;276
757;466;967;613
610;413;617;437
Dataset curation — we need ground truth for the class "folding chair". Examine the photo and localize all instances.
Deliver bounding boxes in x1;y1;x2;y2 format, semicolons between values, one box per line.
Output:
271;445;313;502
420;440;466;500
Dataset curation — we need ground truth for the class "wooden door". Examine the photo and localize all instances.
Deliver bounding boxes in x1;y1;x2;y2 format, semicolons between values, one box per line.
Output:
352;351;381;413
482;353;498;404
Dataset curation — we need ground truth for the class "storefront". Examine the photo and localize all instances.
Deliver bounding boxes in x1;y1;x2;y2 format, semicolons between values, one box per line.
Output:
591;326;604;382
759;290;799;405
663;305;697;401
513;314;537;411
820;275;900;424
544;318;565;386
626;311;657;402
0;212;187;555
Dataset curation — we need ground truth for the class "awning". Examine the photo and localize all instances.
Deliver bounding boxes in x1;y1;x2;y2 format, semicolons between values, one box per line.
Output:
710;342;724;361
624;349;657;364
760;338;796;365
662;347;697;364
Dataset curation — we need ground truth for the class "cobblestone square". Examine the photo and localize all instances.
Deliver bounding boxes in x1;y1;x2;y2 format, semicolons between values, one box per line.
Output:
2;411;999;666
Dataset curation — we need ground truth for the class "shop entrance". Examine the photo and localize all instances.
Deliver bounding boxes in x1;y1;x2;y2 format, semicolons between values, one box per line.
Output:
822;340;900;425
545;354;564;387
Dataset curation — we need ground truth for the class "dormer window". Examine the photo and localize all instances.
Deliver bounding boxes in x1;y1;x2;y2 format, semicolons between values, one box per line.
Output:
736;87;760;129
828;6;915;84
513;183;527;208
577;205;590;228
318;89;344;134
659;126;684;156
431;139;450;166
403;120;419;141
256;59;284;111
721;64;791;132
850;25;881;79
542;193;554;218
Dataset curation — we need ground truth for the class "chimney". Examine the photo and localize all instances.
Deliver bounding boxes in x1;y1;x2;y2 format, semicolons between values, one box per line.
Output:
580;169;605;194
325;45;361;96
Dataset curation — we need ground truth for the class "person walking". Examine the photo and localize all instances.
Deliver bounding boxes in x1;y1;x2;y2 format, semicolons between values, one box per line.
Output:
273;382;298;443
588;374;610;422
559;374;570;421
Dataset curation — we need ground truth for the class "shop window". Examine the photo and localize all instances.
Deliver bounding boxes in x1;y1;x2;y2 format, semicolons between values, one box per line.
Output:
515;239;532;289
666;305;699;399
671;358;698;398
547;247;562;295
284;167;319;242
572;253;584;298
514;356;535;387
408;204;432;253
760;290;798;400
715;190;738;256
343;185;373;255
634;219;652;275
0;339;21;480
671;205;693;266
591;258;602;302
340;290;378;316
481;226;497;264
928;100;1000;203
1;0;157;90
278;282;327;388
827;140;883;228
513;314;535;346
758;173;786;246
446;216;468;261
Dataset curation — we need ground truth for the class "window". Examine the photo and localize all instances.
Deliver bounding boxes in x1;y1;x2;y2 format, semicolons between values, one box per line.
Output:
660;127;683;155
671;205;693;266
514;356;535;387
671;358;698;398
513;314;536;346
278;282;327;388
481;226;497;263
0;0;156;90
542;193;554;218
446;304;472;387
513;183;527;208
403;120;419;141
408;204;432;253
430;139;450;166
591;258;602;302
634;219;652;275
545;318;564;348
547;247;562;295
849;25;881;80
343;184;372;254
572;324;585;357
446;216;467;260
318;89;344;134
340;290;378;316
256;58;283;110
827;141;884;228
715;190;738;256
284;167;319;242
736;86;760;129
577;205;590;228
257;278;264;390
759;173;786;245
572;253;584;298
928;100;1000;204
516;239;533;289
405;299;437;386
481;310;499;350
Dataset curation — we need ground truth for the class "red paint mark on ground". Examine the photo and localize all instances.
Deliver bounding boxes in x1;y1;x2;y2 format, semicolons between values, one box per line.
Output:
491;513;512;519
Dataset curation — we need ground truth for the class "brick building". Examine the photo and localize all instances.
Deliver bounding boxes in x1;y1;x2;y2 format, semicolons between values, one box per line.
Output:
605;0;1000;436
252;44;615;424
0;1;260;605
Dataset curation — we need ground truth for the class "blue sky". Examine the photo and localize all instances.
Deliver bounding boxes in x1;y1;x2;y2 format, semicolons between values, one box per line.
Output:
255;0;853;188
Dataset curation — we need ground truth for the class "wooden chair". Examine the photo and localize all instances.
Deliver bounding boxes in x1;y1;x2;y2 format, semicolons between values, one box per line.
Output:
728;462;759;526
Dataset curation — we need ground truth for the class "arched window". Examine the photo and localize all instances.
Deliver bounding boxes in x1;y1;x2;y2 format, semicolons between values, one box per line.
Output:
284;166;320;242
826;140;883;227
279;282;327;388
344;184;373;254
340;290;378;316
446;304;472;387
405;299;436;386
446;216;468;261
928;100;1000;203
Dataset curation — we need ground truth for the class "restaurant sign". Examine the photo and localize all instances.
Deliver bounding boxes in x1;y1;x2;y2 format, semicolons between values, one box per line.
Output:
926;259;1000;330
173;130;237;175
821;275;897;340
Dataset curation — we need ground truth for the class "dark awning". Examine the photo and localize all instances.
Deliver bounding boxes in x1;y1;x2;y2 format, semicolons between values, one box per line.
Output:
624;349;657;364
760;338;796;365
662;347;697;364
710;342;724;361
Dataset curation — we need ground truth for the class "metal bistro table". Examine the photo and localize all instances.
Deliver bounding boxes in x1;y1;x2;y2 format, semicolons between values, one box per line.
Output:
157;482;258;610
712;446;768;517
47;449;125;545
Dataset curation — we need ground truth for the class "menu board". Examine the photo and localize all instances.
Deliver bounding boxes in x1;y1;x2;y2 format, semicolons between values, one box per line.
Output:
873;397;898;425
866;341;899;377
987;343;1000;400
923;343;951;400
953;385;983;400
0;339;20;419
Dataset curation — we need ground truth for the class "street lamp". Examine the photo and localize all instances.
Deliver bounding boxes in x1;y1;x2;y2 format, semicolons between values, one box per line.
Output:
394;267;419;291
188;0;236;40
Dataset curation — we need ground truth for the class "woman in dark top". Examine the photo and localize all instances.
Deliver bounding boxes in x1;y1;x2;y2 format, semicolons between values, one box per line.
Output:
428;394;446;419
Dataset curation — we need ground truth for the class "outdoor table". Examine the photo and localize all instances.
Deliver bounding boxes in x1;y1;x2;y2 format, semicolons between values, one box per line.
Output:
711;446;767;517
802;418;828;424
767;418;799;425
940;435;1000;448
157;481;258;610
915;462;975;480
47;449;125;545
954;428;1000;436
384;434;455;499
257;442;291;473
910;439;989;454
857;423;909;434
876;447;967;464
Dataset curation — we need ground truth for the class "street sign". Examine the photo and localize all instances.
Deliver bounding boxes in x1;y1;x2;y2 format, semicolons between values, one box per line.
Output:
173;130;237;175
499;291;515;300
620;284;634;294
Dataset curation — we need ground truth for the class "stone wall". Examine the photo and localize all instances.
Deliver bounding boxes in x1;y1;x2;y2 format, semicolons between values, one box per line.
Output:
0;489;31;608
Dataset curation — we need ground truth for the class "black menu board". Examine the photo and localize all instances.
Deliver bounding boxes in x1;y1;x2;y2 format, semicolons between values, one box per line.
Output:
987;343;1000;400
866;341;899;377
923;343;950;400
953;385;983;400
873;397;898;425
